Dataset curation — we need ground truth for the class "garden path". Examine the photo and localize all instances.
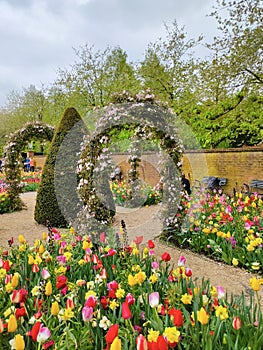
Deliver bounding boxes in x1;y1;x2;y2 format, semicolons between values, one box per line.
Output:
0;192;262;306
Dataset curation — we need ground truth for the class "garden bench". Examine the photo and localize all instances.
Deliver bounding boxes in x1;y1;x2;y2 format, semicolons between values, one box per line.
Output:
249;179;263;192
201;176;227;187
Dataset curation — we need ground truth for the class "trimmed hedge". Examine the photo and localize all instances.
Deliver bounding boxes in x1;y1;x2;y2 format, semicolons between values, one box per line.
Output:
34;107;87;227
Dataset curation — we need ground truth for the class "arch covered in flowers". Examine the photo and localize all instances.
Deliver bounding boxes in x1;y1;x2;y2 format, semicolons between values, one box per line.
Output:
3;122;55;211
77;91;184;232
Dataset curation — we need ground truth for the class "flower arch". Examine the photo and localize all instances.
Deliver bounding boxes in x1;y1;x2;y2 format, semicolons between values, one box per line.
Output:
77;91;184;233
3;122;55;211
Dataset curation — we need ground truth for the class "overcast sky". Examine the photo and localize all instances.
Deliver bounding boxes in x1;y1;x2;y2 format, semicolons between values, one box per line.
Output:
0;0;219;108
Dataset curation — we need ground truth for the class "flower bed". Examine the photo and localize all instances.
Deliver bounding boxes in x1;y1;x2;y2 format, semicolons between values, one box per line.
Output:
110;180;162;207
0;172;42;213
166;190;263;274
20;172;42;193
0;229;262;349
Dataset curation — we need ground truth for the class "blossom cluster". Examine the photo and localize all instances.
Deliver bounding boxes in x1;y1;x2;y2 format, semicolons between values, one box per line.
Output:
0;228;262;349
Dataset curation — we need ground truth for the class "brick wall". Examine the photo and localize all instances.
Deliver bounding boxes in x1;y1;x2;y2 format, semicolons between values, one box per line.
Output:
33;147;263;194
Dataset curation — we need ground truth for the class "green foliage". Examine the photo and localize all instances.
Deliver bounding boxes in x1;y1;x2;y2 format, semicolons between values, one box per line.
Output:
34;107;87;227
3;123;54;211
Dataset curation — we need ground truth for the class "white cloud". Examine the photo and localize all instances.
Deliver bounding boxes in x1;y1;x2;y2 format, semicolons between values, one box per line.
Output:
0;0;218;107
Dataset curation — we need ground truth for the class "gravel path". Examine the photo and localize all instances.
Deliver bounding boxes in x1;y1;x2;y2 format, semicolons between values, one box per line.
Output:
0;192;262;305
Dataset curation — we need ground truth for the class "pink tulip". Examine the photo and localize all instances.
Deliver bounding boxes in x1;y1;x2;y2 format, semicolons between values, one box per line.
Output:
82;306;93;322
149;292;159;308
126;293;135;305
36;324;51;343
216;285;225;299
41;269;50;280
178;255;186;266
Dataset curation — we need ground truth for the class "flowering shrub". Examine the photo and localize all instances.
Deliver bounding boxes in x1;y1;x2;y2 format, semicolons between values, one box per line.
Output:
3;122;54;211
77;92;183;231
110;179;162;207
166;189;263;274
0;229;262;349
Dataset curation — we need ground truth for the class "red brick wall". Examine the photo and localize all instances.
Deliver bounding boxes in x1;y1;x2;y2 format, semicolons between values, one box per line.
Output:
34;147;263;194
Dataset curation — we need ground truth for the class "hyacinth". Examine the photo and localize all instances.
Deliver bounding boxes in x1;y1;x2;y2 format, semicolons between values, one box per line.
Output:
0;228;262;349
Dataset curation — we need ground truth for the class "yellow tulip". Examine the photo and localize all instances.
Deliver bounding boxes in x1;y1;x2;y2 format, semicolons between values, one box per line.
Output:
14;334;25;350
45;281;52;296
11;273;19;288
250;277;263;292
39;244;45;254
197;307;209;325
51;301;60;316
28;254;34;265
8;315;18;332
18;235;26;244
110;337;122;350
42;232;48;240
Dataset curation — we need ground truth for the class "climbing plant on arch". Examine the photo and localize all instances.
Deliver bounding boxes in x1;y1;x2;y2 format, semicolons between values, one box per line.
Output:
3;122;54;211
77;91;184;234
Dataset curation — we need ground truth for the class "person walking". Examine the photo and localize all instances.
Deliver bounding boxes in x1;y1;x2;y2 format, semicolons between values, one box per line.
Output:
181;174;191;195
30;158;35;172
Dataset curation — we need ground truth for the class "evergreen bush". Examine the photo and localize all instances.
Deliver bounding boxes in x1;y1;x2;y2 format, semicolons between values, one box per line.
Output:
34;107;87;227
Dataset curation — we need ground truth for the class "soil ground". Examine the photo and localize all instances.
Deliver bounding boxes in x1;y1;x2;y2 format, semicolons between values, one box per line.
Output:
0;192;262;306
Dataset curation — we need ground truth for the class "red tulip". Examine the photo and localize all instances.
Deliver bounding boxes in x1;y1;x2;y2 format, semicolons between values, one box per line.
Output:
126;293;135;305
100;296;108;309
122;301;132;319
233;316;242;330
168;308;184;327
136;334;148;350
148;240;155;249
42;340;55;349
157;336;168;350
56;275;68;289
105;324;119;344
30;321;41;341
15;307;27;319
161;252;171;262
134;236;143;245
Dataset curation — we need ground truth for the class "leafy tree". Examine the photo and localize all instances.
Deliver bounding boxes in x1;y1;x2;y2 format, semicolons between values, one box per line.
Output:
209;0;263;90
54;45;141;111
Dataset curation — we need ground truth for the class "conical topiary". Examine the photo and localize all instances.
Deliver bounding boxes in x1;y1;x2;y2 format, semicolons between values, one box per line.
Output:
34;107;87;227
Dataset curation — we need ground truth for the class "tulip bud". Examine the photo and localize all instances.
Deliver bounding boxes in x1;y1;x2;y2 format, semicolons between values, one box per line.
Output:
14;334;25;350
51;302;60;316
45;281;52;296
232;316;242;330
8;315;18;332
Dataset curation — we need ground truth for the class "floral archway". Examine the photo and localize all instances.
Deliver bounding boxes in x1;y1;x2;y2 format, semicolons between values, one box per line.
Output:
3;122;54;211
77;91;184;233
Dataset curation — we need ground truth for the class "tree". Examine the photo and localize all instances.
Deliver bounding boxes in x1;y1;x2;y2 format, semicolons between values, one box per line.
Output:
34;107;87;227
54;45;141;112
209;0;263;90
